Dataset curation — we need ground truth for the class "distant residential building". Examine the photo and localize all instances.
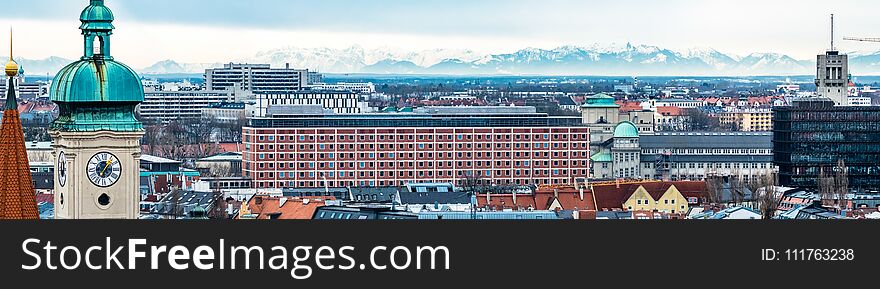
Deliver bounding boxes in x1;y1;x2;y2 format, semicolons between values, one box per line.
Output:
650;99;702;109
719;108;773;132
147;190;216;219
848;96;872;106
139;155;201;195
140;88;248;123
773;98;880;189
205;63;308;93
201;102;254;122
195;152;242;177
243;106;591;189
25;141;53;163
396;191;471;213
654;106;690;131
307;71;323;85
690;206;761;219
309;82;375;94
592;181;707;214
613;84;634;94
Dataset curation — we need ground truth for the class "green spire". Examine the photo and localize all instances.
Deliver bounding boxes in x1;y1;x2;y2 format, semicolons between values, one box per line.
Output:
5;77;15;111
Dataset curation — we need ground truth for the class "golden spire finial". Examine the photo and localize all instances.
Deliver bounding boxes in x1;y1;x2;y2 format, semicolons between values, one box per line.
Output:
5;27;17;77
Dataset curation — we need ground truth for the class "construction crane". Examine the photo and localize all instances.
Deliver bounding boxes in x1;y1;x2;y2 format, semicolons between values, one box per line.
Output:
844;37;880;43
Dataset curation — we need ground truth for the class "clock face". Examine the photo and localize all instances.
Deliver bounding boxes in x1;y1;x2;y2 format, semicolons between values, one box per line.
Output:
57;151;67;187
87;152;122;188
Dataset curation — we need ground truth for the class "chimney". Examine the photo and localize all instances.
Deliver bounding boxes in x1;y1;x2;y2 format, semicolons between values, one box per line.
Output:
302;198;310;205
279;197;287;208
512;189;517;205
579;188;584;201
486;191;491;203
285;63;290;69
554;188;559;198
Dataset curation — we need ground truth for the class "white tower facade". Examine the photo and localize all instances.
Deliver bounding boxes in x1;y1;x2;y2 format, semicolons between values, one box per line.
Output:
815;51;849;106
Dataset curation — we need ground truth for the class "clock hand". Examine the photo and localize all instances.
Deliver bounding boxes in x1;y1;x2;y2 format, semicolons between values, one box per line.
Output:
100;159;113;176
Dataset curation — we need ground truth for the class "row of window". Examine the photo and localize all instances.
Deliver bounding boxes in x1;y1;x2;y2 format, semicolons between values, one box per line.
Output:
255;177;577;189
251;151;590;161
251;160;590;170
252;133;588;142
253;168;589;180
251;142;589;152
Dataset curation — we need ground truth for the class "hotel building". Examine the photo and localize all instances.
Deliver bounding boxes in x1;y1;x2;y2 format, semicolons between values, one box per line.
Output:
243;106;590;189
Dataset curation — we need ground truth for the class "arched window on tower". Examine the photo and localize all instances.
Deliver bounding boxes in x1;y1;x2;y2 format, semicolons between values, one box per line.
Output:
90;36;102;56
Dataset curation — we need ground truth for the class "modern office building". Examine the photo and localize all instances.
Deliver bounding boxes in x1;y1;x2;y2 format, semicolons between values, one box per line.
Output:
773;98;880;189
243;106;590;189
205;63;308;93
255;90;367;116
139;88;249;123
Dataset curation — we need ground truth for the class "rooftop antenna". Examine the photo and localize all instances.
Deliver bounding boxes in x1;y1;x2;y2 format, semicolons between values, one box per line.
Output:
830;14;835;51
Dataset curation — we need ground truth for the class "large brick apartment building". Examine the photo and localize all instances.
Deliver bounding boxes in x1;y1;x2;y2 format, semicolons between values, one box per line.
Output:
243;106;591;188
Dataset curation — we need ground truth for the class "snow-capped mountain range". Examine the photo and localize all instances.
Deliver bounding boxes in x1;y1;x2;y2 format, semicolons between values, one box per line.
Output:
18;43;880;76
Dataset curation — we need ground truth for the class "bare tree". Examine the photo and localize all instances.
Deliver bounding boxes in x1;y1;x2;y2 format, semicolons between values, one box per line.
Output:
705;176;724;204
818;166;835;208
757;172;780;219
834;159;849;211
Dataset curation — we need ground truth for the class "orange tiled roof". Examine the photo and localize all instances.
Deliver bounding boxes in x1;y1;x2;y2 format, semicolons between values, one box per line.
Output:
534;186;596;211
656;106;684;116
0;79;39;220
476;193;537;210
244;196;335;219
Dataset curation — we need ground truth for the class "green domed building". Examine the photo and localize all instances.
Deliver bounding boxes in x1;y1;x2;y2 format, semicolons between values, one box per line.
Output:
51;0;145;219
50;0;143;132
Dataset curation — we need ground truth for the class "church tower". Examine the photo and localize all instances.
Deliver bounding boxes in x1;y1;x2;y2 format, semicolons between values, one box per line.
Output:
0;29;39;220
50;0;145;219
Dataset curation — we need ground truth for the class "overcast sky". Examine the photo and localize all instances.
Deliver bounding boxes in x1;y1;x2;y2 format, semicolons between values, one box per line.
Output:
2;0;879;67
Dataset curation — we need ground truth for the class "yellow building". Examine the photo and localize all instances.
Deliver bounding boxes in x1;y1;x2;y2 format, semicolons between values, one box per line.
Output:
623;184;690;214
719;109;773;132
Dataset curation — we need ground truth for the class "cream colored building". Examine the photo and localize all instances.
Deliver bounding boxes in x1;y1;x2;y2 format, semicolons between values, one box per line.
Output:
719;109;773;132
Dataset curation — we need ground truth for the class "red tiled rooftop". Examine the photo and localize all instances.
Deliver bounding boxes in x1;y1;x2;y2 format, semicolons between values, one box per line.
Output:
244;196;335;220
592;181;707;210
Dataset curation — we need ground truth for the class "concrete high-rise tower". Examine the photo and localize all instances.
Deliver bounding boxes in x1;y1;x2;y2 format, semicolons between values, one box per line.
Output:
815;14;849;106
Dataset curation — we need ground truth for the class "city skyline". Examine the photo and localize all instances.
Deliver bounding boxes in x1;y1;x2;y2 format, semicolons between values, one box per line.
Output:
4;0;880;69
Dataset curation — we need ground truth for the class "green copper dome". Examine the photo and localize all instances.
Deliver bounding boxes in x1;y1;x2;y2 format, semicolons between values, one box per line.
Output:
50;0;143;132
613;121;639;138
581;93;619;108
51;60;143;103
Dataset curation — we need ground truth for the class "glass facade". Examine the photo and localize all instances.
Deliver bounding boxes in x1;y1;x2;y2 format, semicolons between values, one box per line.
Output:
773;99;880;189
